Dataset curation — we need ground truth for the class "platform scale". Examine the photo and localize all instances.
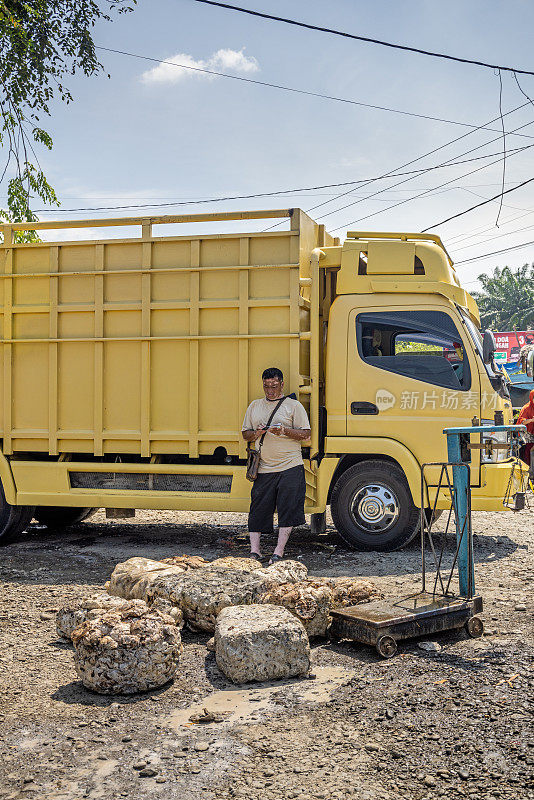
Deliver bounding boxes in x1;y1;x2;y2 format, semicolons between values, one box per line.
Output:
330;424;525;658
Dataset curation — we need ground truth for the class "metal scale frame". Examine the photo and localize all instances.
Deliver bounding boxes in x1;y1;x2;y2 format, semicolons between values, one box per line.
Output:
331;424;525;658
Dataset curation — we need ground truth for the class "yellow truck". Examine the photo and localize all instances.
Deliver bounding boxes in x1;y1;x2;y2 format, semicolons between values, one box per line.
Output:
0;208;519;549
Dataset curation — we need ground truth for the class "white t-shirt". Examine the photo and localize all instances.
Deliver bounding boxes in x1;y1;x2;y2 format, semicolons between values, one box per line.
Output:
241;397;310;473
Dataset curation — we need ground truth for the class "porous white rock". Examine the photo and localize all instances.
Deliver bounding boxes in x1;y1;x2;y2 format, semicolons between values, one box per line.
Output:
105;557;186;600
147;597;184;629
56;594;147;641
146;568;272;633
257;580;333;637
253;560;308;585
209;556;261;572
256;577;381;637
71;604;182;694
325;577;382;609
160;555;210;570
214;604;311;683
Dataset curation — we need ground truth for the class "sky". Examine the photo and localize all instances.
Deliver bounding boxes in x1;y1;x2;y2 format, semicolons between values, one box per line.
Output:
9;0;534;292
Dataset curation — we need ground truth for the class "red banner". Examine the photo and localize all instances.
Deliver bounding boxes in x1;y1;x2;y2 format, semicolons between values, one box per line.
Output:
494;331;534;362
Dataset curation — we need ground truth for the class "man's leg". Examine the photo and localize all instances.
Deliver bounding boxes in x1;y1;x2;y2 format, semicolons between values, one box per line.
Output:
249;530;262;556
273;526;292;558
248;473;276;557
273;466;306;559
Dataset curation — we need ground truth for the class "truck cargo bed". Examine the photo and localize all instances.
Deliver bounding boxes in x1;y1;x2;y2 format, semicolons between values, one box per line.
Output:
0;209;335;460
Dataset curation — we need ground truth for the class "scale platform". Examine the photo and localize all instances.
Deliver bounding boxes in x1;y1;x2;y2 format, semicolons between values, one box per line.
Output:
330;592;483;658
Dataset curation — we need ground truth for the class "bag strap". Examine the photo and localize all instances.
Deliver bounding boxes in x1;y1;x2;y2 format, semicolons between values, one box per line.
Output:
248;396;287;452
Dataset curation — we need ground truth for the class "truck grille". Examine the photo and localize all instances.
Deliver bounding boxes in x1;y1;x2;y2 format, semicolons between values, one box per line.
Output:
69;472;232;493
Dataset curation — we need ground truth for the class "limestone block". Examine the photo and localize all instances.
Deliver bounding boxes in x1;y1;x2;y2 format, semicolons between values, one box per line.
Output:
209;557;308;585
146;568;272;633
160;555;210;569
146;596;184;629
214;604;311;683
104;556;308;634
257;580;333;637
253;560;308;585
326;577;382;608
56;594;146;640
209;556;260;572
71;604;182;694
105;557;186;600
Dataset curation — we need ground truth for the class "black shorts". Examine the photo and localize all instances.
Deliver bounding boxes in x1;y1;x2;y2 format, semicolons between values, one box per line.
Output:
248;465;306;534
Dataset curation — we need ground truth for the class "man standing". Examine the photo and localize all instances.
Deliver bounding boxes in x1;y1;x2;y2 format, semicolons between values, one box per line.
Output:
241;367;311;564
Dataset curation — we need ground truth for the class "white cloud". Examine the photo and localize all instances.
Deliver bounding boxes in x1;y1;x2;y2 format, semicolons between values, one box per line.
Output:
141;48;259;85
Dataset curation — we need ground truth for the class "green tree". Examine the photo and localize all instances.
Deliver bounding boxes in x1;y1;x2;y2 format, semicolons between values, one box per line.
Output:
0;0;135;240
472;263;534;330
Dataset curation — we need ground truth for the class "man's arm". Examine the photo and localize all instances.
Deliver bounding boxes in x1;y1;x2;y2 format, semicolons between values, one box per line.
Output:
270;426;311;441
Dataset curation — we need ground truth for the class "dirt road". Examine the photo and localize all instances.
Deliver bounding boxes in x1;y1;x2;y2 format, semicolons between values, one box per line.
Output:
0;509;532;800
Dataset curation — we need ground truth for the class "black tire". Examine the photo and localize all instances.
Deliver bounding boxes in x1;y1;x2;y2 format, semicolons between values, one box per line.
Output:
0;482;35;546
33;507;97;529
330;460;420;551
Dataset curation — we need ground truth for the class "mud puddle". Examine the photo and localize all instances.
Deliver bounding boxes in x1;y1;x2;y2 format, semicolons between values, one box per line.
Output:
167;666;355;731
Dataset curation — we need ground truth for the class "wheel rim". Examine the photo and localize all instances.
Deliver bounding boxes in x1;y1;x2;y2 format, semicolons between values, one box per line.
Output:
467;617;483;637
377;636;397;657
350;483;400;533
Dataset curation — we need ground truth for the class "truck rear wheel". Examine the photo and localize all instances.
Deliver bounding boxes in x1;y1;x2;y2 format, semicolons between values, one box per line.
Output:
330;460;419;551
0;483;35;546
34;507;97;529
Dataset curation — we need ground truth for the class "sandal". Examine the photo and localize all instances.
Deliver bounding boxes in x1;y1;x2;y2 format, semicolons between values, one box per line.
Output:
268;554;283;565
250;552;263;563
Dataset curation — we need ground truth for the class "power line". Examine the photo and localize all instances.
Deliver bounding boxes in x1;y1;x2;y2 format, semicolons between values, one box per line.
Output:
447;207;534;245
321;116;534;230
95;45;534;138
328;131;534;231
192;0;534;77
264;102;532;231
422;177;534;231
34;146;533;214
455;238;534;264
451;220;534;252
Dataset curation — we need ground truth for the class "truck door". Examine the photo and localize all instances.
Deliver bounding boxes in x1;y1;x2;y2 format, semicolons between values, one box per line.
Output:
346;307;481;486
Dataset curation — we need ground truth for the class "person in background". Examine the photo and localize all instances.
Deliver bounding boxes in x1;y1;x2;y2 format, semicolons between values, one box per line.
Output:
517;389;534;469
241;367;311;565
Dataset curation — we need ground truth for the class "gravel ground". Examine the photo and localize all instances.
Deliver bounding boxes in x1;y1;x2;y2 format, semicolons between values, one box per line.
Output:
0;507;532;800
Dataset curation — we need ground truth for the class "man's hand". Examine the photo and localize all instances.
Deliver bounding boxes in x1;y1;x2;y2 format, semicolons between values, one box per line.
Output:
269;426;311;441
242;425;267;442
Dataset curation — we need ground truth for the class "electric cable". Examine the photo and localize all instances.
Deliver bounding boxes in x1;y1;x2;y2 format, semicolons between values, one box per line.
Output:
264;101;532;230
454;238;534;264
495;70;506;226
33;145;534;214
422;177;534;231
322;116;534;230
451;220;534;252
447;207;534;245
191;0;534;76
95;45;534;138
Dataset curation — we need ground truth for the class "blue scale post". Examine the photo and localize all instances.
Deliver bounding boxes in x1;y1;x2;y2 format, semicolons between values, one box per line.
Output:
443;424;520;598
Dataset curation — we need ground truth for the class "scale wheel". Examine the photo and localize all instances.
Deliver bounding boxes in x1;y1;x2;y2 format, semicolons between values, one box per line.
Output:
376;635;398;658
465;616;484;638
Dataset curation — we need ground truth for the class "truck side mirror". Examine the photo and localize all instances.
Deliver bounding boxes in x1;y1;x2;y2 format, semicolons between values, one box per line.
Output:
482;330;496;364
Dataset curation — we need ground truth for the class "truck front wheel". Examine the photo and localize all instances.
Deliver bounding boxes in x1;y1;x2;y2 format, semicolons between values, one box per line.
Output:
331;460;419;551
34;507;97;529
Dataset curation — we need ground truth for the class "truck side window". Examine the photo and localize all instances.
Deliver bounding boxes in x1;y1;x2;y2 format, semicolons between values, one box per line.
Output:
357;311;471;391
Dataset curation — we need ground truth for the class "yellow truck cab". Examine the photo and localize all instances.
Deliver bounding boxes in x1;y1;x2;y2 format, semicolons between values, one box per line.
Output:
0;209;519;549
